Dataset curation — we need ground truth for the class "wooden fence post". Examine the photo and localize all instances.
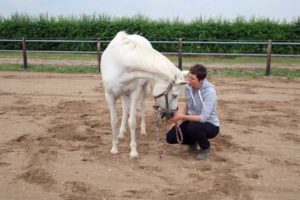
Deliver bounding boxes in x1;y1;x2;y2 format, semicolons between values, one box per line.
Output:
22;37;28;71
265;39;272;76
178;38;183;70
96;38;101;73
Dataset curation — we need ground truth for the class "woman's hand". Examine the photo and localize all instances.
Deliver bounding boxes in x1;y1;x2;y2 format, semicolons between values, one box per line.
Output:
169;112;200;123
169;113;184;123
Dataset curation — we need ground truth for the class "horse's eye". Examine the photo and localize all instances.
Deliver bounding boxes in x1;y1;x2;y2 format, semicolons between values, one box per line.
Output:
172;94;178;99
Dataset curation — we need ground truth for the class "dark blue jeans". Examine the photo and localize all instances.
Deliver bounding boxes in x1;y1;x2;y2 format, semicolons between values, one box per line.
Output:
166;121;219;150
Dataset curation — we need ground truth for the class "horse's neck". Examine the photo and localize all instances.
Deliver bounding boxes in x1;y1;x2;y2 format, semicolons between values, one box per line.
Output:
119;68;176;86
124;51;179;83
111;32;180;84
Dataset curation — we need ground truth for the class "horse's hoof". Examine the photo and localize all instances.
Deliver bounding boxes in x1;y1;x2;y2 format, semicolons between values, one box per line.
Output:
129;152;139;159
110;148;119;154
140;130;147;136
117;134;124;140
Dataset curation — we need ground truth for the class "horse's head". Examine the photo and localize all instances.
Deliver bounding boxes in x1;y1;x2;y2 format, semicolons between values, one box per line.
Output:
153;72;186;119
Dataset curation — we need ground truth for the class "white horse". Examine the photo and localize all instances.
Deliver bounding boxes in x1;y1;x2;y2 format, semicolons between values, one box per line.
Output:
117;35;152;140
101;31;186;158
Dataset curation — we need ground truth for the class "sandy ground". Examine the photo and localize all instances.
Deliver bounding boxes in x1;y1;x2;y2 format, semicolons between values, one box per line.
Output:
0;71;299;200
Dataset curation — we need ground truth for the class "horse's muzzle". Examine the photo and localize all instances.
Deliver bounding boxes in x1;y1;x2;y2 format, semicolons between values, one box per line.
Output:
153;105;178;120
161;111;174;119
160;107;178;119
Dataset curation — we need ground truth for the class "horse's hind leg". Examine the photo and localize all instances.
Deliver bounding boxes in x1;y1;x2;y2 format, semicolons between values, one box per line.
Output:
105;91;119;154
118;96;129;139
128;90;139;158
140;82;150;135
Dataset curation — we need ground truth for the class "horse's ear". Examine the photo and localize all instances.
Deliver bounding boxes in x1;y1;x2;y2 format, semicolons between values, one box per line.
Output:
174;70;188;85
181;70;189;80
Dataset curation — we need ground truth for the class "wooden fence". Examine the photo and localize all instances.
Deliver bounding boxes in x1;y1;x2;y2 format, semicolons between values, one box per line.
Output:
1;38;300;75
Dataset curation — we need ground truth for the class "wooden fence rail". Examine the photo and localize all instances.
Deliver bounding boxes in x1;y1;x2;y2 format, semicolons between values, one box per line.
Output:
1;39;300;75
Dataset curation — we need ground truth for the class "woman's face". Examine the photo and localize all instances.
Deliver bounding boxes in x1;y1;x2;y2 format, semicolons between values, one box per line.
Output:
187;73;202;90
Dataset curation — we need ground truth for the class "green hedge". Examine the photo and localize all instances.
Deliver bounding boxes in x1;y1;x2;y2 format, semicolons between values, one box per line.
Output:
0;14;299;54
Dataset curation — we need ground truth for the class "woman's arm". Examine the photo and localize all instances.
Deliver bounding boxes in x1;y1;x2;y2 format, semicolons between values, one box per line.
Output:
171;113;200;122
183;104;188;114
170;104;200;123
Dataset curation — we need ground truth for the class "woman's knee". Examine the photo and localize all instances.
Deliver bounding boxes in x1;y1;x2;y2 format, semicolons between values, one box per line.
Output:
186;122;202;133
166;129;177;144
166;133;177;144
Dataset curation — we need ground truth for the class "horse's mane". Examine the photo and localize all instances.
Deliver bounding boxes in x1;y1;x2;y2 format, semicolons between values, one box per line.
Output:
114;31;180;81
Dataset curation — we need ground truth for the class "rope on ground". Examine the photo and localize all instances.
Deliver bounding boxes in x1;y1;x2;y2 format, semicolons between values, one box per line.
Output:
155;112;167;159
155;113;184;159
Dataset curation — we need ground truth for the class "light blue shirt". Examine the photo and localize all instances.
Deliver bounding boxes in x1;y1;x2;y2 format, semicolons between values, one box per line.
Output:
185;79;220;127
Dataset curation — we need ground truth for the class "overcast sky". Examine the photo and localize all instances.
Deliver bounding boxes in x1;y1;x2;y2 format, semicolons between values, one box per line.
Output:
0;0;299;22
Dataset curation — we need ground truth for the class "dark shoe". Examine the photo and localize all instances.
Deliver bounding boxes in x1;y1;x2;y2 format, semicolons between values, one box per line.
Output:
196;148;211;160
187;143;199;152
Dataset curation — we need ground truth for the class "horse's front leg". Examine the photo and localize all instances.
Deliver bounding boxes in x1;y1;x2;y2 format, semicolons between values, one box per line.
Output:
128;90;139;158
105;91;119;154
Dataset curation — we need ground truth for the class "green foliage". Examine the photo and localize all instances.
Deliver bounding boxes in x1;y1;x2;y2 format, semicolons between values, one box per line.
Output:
209;68;300;79
1;63;299;79
0;64;97;73
0;64;24;71
0;14;300;54
212;68;265;78
271;68;300;79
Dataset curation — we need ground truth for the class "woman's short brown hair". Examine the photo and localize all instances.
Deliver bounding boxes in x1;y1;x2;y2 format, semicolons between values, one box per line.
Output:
189;64;207;81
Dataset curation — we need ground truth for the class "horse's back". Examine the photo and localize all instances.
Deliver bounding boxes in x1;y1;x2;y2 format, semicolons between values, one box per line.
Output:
128;34;152;49
100;31;152;96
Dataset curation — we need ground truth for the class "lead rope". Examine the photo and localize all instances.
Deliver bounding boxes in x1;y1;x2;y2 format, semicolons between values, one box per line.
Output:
155;111;167;159
155;112;184;159
175;123;183;144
